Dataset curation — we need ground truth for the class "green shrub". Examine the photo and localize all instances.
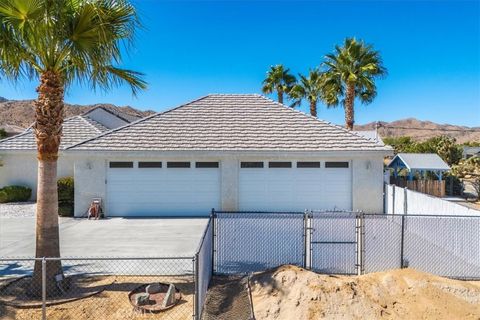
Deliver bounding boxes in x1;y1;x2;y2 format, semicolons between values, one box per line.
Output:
57;177;74;202
57;177;74;217
0;186;32;203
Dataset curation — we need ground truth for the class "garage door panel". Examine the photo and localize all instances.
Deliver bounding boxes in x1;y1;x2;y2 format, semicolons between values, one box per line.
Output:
239;163;352;212
107;165;220;216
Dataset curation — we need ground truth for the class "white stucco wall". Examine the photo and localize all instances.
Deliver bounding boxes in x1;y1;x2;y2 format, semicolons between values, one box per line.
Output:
351;155;385;213
72;151;387;217
0;152;74;200
86;108;129;129
74;156;107;217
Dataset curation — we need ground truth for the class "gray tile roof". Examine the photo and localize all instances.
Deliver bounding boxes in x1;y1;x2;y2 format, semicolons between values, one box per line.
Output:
69;94;392;152
387;153;450;171
85;105;142;123
0;115;108;151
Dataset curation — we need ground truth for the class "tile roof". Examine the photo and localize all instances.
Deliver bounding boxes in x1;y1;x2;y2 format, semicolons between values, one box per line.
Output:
69;94;392;152
0;115;108;151
85;105;143;123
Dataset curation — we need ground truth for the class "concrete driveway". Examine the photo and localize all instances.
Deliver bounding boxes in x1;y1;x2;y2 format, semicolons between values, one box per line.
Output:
0;217;208;276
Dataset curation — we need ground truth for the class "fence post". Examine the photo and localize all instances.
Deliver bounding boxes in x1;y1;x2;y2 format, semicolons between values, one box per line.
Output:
41;257;46;320
355;213;365;275
211;208;216;275
303;210;311;270
392;185;396;214
193;254;200;320
403;187;408;214
400;215;405;268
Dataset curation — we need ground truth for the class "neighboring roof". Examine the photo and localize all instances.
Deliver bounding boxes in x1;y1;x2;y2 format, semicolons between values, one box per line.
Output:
0;115;108;150
387;153;450;171
84;105;142;123
68;94;392;152
352;130;384;145
463;146;480;156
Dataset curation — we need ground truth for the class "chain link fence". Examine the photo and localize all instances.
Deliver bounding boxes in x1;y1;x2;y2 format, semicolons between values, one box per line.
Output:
213;211;306;274
213;210;480;280
0;219;214;320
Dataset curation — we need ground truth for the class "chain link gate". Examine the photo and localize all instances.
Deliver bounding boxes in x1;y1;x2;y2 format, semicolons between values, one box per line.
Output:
309;211;364;275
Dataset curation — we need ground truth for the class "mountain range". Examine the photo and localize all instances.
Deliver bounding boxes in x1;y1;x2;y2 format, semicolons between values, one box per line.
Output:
0;96;478;143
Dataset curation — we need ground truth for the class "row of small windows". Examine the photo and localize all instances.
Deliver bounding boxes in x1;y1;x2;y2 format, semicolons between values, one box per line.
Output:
110;161;349;169
109;161;219;168
241;161;349;168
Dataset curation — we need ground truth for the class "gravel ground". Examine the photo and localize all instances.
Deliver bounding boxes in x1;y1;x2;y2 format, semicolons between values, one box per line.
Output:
0;202;36;218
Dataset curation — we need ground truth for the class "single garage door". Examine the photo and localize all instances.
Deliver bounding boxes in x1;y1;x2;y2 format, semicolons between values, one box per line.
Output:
106;161;220;216
239;161;352;211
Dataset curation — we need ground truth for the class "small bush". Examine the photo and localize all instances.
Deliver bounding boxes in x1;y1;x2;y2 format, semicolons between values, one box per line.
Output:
57;177;74;202
0;186;32;203
57;177;74;217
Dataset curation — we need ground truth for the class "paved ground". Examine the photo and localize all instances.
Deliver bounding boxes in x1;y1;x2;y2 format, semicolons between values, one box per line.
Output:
0;217;208;276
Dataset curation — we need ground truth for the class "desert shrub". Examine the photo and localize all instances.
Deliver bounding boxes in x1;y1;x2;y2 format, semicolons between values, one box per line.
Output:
0;185;32;203
57;177;74;216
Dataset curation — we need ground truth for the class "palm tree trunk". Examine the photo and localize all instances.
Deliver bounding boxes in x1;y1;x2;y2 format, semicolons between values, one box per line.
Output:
31;70;64;296
277;90;283;104
310;100;317;117
344;82;355;130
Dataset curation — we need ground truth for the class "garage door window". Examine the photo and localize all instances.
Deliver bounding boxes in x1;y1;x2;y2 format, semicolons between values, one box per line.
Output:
268;161;292;168
196;162;219;168
109;162;133;168
138;162;162;168
297;161;321;168
325;161;349;168
241;162;264;168
167;161;191;168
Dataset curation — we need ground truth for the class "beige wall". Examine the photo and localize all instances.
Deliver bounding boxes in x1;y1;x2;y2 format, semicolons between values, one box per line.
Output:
72;152;387;217
0;152;74;200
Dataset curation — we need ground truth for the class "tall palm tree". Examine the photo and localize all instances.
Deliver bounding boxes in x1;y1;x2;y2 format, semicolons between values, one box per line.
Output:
289;69;324;117
0;0;146;295
321;38;387;130
262;64;296;105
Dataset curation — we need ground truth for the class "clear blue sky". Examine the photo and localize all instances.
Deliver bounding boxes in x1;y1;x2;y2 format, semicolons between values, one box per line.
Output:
1;0;479;126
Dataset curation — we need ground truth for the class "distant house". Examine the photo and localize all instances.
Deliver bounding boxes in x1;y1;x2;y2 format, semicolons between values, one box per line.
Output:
0;106;141;199
463;146;480;159
387;153;450;197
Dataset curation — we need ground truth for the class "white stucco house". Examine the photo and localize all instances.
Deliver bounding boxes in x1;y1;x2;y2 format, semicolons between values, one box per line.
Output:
0;106;142;199
62;94;392;217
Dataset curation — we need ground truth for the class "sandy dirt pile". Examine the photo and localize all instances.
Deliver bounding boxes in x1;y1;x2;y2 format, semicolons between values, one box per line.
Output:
250;265;480;320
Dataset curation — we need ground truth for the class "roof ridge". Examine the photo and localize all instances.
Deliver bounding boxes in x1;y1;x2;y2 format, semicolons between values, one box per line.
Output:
65;95;212;150
259;95;388;148
78;115;105;133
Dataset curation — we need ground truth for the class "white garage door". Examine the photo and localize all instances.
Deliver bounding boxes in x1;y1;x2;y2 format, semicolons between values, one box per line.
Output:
106;161;220;216
239;161;352;211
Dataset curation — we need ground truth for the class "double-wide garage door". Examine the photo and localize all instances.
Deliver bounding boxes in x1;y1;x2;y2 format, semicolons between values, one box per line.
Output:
106;160;352;216
106;161;221;216
239;161;352;211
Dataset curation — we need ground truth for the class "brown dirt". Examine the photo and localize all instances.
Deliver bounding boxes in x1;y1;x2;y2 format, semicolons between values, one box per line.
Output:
250;265;480;320
202;276;252;320
0;276;193;320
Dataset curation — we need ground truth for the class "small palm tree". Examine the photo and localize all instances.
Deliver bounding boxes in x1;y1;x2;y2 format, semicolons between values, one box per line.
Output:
0;0;146;295
289;69;324;117
262;64;296;105
321;38;387;130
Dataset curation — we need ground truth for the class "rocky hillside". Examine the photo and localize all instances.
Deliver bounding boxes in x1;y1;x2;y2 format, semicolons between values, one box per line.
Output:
0;97;154;135
355;118;480;144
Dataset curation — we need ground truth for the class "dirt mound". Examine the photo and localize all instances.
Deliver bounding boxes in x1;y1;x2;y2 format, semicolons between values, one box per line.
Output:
250;265;480;320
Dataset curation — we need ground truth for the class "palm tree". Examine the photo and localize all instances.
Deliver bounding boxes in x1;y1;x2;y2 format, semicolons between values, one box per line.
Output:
0;0;146;295
262;64;296;105
289;69;324;117
321;38;387;130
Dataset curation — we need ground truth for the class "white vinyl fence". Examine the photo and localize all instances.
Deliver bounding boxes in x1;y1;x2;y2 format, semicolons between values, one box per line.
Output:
385;184;480;216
